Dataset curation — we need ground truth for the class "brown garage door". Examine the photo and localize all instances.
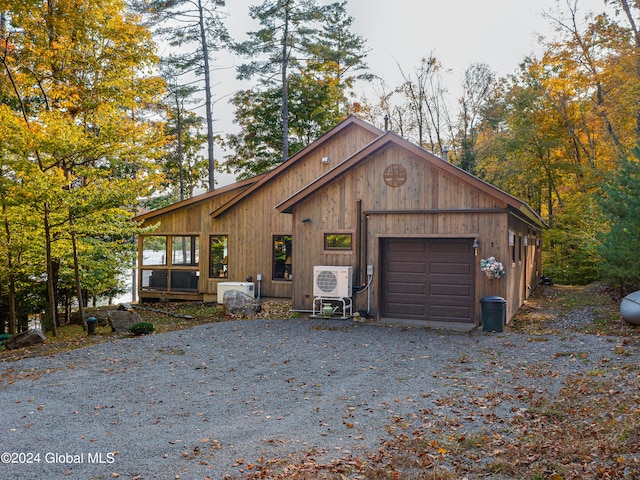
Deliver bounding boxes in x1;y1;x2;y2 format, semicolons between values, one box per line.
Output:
381;238;475;324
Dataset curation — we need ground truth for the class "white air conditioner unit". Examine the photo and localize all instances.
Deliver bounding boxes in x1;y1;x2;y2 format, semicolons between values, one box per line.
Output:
313;266;352;298
217;282;255;304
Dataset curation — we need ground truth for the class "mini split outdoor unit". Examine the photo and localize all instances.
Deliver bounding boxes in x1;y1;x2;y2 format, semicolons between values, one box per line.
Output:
217;282;255;303
313;266;353;298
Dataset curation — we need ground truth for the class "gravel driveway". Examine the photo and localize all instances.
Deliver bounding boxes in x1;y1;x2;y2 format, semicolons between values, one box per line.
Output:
0;316;635;479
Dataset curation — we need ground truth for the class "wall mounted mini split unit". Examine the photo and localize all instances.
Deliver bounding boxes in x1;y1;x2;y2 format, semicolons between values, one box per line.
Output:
313;266;353;298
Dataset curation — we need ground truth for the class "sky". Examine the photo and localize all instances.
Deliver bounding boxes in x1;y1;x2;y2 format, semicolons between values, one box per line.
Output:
210;0;616;186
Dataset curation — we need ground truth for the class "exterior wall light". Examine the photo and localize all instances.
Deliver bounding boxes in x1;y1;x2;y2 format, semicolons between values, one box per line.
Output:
472;238;479;256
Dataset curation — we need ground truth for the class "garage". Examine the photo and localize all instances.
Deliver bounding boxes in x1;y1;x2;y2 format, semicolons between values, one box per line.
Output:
381;238;475;324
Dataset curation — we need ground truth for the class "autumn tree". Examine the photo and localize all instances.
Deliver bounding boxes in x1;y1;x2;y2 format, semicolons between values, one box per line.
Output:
394;56;452;156
455;63;499;173
471;0;640;284
0;109;47;334
359;79;413;135
0;0;165;333
589;0;640;290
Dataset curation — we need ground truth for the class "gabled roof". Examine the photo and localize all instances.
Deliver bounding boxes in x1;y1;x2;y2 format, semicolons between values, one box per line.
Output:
210;115;383;218
276;131;547;229
133;174;263;222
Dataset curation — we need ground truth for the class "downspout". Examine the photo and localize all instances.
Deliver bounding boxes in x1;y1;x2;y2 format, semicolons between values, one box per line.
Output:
353;201;374;316
364;213;370;314
356;199;362;285
354;209;373;316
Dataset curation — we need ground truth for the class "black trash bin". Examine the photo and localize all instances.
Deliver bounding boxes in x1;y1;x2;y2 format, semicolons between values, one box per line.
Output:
480;296;506;332
87;316;97;336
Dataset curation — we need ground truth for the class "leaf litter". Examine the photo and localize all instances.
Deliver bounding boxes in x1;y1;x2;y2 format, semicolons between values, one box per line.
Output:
0;284;639;479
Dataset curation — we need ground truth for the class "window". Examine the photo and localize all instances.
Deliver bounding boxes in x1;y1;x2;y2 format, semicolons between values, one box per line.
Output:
273;235;292;280
518;235;523;262
142;236;167;266
170;270;199;291
172;235;199;265
140;235;199;293
509;230;516;264
210;235;228;278
324;233;352;251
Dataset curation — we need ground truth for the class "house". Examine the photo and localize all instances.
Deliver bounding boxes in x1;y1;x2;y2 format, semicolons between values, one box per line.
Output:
135;115;546;328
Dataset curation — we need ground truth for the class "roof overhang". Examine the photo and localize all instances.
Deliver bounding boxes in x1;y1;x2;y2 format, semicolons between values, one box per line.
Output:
210;115;383;218
133;175;262;222
277;131;548;230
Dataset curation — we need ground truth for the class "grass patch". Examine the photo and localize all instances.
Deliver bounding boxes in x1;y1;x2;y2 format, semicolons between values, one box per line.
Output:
510;283;640;338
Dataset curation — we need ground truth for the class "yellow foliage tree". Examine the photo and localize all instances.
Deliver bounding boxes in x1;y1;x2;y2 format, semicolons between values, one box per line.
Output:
0;0;165;333
475;1;640;283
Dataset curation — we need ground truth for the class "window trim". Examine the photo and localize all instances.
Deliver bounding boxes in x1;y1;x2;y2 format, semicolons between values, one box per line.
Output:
323;231;354;253
509;230;516;265
139;233;200;293
273;234;293;281
141;235;168;266
171;234;199;266
517;235;523;263
209;234;229;278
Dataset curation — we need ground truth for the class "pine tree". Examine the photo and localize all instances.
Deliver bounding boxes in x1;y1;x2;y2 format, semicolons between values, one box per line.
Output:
133;0;229;191
227;0;369;176
598;147;640;292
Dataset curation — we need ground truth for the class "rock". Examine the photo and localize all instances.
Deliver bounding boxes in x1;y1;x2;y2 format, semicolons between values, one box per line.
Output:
93;312;110;327
223;290;261;317
107;310;143;332
70;308;112;327
4;329;47;350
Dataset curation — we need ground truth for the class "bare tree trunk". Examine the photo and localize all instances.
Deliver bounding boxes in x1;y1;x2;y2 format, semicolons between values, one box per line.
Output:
44;202;58;336
69;211;87;331
131;250;137;303
197;0;216;191
281;2;291;162
3;206;17;335
397;57;451;154
176;97;185;201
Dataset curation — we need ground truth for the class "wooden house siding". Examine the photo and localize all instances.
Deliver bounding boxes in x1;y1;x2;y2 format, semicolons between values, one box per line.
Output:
280;130;545;326
136;117;382;302
211;119;381;218
503;215;543;320
136;185;250;301
287;144;520;325
210;120;381;300
135;116;545;328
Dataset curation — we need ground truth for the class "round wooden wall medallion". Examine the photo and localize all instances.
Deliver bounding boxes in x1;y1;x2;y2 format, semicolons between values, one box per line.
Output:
383;163;407;187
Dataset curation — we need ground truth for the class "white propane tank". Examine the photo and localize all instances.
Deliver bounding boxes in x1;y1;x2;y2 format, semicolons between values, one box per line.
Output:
620;290;640;326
